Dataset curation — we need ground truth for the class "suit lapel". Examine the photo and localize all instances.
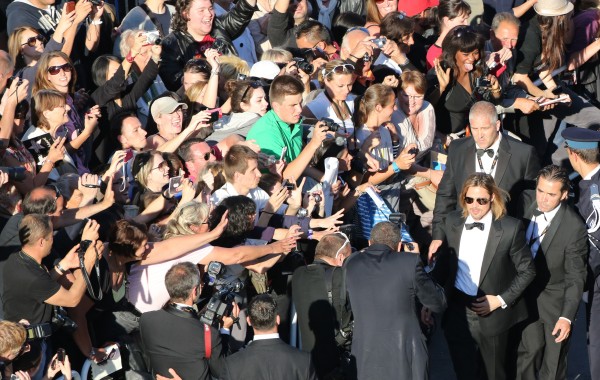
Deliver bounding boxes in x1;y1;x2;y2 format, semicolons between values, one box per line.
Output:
494;136;511;187
450;214;466;252
479;219;503;284
464;139;476;178
539;204;566;255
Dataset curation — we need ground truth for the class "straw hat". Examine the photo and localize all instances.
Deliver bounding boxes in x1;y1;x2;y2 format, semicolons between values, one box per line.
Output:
533;0;574;16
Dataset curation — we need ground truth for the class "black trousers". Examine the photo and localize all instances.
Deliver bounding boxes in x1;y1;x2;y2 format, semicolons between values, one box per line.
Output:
443;295;509;380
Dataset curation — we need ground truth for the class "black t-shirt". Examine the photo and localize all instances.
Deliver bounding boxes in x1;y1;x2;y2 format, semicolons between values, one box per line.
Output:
515;17;544;76
2;252;61;324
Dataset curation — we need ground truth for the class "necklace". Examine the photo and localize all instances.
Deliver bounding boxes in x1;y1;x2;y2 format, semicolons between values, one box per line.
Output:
19;250;46;272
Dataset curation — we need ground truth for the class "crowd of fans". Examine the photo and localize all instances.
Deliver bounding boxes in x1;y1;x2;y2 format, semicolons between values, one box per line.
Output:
0;0;599;378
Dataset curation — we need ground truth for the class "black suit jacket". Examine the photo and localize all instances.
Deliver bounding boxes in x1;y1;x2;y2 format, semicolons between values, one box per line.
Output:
221;338;317;380
442;211;536;336
432;135;540;240
523;202;588;324
140;306;227;380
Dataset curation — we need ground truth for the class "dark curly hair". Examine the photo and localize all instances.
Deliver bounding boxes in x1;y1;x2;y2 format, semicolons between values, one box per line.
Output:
208;195;256;247
109;220;149;259
171;0;214;33
441;25;485;80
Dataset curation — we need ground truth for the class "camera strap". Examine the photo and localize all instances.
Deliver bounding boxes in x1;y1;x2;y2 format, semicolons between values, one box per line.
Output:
138;4;165;38
204;324;212;359
79;251;103;301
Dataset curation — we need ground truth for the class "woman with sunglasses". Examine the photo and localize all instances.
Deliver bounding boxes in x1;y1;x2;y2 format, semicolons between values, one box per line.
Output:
365;0;398;36
131;150;174;211
207;79;269;142
425;0;471;70
33;51;101;175
303;60;357;139
7;4;75;90
427;25;501;137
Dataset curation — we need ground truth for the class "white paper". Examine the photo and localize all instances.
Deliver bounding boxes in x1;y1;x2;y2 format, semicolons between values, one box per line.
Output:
322;157;339;216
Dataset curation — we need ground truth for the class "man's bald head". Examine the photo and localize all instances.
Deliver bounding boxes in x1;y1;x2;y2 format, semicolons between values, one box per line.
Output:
341;30;370;60
22;187;61;215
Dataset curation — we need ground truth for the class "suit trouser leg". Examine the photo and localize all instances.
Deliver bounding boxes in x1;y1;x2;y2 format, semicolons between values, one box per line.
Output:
470;315;509;380
443;302;482;380
538;319;569;380
590;277;600;380
516;320;545;380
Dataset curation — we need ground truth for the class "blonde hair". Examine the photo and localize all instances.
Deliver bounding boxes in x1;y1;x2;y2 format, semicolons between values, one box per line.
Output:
219;55;250;82
119;29;144;58
164;201;209;239
185;81;208;104
262;48;293;63
0;320;26;358
8;26;39;70
318;59;354;87
354;84;395;126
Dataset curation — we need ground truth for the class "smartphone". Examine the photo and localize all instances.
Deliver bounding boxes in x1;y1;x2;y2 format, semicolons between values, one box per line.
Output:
206;108;220;124
280;146;287;160
57;348;65;363
168;176;182;197
123;149;133;164
281;179;295;190
66;1;75;13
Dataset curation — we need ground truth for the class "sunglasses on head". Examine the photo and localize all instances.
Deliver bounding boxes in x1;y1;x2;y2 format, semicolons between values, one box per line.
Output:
185;58;210;73
47;63;72;75
464;196;490;205
322;63;355;77
452;26;476;39
345;26;370;35
241;81;262;101
22;34;46;47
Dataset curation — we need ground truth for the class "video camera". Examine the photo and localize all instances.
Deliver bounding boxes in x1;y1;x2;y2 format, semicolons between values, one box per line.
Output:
0;167;26;182
199;262;245;327
388;213;415;251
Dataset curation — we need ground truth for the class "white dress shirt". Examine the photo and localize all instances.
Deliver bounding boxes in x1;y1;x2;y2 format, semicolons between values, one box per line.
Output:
526;204;561;258
475;133;502;177
456;211;493;296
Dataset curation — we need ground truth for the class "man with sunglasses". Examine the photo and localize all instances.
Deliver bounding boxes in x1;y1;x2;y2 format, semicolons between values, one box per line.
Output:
295;20;340;61
430;101;540;260
345;221;445;380
177;137;216;184
561;127;600;380
431;172;535;380
291;233;353;378
515;165;587;380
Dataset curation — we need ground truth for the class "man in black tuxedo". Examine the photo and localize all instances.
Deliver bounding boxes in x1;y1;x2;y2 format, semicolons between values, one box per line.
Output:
516;165;588;379
221;294;317;380
140;262;237;380
430;173;536;380
345;222;447;380
430;101;540;257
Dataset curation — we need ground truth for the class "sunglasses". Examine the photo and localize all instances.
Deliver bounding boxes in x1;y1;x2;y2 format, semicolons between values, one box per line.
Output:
21;34;46;47
152;161;169;172
464;197;491;205
47;63;72;75
185;58;210;73
322;63;355;77
241;81;262;101
452;26;476;39
345;26;370;35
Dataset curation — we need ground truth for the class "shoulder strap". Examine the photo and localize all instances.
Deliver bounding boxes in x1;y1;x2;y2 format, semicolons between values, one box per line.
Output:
204;324;212;359
138;3;164;37
322;265;335;305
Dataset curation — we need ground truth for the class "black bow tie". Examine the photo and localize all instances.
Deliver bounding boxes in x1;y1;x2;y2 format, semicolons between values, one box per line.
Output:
465;222;485;231
477;148;494;158
532;209;544;217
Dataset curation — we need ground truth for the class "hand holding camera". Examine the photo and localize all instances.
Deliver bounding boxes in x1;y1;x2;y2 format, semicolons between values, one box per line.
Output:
74;0;93;24
47;349;72;380
265;185;289;213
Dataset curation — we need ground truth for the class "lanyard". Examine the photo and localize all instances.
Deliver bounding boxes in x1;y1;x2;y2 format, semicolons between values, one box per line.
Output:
323;90;351;134
477;152;499;175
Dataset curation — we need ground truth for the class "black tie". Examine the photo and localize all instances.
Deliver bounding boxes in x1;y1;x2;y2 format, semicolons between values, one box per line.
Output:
532;209;543;217
476;148;494;158
465;222;485;231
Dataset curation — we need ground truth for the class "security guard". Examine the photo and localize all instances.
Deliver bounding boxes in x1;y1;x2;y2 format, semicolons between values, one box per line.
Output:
562;127;600;380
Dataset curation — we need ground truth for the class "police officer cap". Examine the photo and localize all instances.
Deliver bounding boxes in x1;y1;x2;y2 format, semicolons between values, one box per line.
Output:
561;127;600;150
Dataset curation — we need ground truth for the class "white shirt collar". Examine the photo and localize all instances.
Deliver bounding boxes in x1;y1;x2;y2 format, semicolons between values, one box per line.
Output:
584;164;600;180
465;209;494;227
252;333;280;341
536;203;561;222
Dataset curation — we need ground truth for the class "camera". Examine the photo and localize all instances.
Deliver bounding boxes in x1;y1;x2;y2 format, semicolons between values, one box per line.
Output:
292;58;314;74
0;167;26;182
200;261;244;327
90;0;102;5
25;323;52;341
313;193;322;203
475;76;491;88
372;37;387;49
6;76;23;88
282;179;295;190
145;31;161;45
408;147;419;155
52;306;78;333
320;118;341;132
212;39;227;54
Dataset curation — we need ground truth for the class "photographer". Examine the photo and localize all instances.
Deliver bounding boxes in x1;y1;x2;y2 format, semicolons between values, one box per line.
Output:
140;262;239;380
0;320;28;379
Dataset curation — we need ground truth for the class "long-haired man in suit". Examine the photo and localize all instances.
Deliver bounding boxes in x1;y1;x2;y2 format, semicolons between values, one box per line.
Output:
515;165;588;379
430;173;536;380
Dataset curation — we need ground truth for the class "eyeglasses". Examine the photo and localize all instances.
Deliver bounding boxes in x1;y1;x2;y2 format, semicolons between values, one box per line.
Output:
464;197;491;205
241;81;262;102
152;161;169;172
21;34;46;47
195;151;212;161
334;232;351;260
401;91;425;101
322;63;355;78
345;26;370;36
47;63;72;75
452;26;475;39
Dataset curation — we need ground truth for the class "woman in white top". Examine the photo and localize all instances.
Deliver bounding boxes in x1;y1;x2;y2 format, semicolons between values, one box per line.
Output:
303;60;356;139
